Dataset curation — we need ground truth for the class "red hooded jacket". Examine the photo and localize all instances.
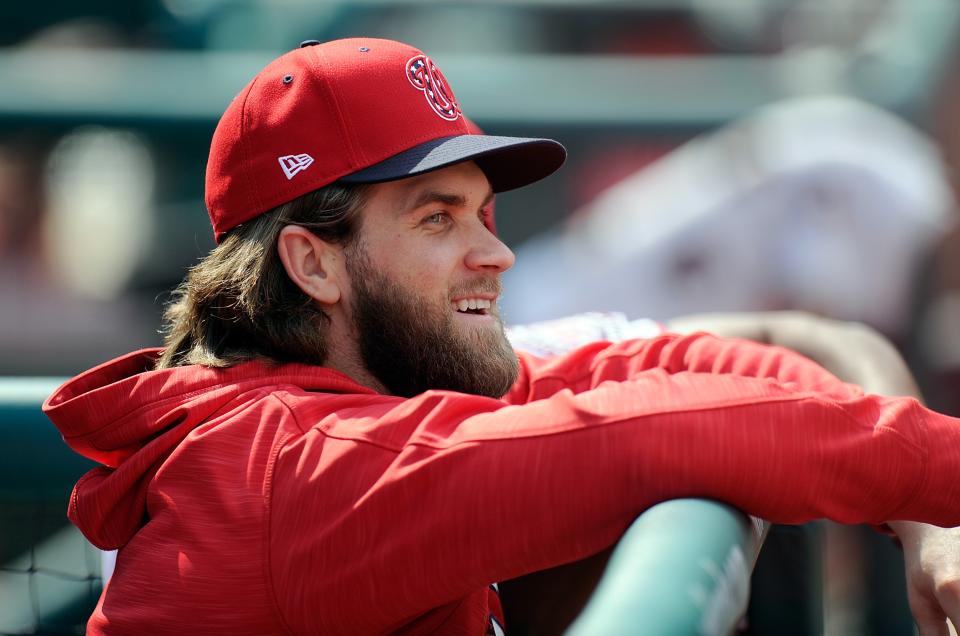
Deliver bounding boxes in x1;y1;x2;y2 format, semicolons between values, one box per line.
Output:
44;332;960;634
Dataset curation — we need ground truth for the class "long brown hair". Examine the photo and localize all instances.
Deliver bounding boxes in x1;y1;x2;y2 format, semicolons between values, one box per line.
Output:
156;183;368;369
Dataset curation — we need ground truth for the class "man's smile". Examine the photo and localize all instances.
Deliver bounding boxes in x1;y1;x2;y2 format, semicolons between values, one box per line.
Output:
451;296;494;315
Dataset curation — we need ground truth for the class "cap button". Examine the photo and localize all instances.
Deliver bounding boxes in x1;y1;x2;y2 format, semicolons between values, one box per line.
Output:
299;40;321;48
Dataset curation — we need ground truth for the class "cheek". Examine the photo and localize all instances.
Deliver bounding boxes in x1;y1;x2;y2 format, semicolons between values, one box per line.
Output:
380;242;460;290
393;264;450;299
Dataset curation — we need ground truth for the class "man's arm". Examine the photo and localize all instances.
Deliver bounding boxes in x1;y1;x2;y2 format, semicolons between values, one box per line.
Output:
669;311;959;635
269;355;960;633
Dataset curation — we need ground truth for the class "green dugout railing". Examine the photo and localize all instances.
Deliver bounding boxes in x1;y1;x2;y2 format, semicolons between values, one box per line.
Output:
569;500;768;635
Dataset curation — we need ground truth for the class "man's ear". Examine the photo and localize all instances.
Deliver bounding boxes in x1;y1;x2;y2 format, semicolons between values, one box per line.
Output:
276;225;343;305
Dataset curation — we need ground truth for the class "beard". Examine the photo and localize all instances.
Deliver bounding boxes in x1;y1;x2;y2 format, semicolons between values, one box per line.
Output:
347;246;519;399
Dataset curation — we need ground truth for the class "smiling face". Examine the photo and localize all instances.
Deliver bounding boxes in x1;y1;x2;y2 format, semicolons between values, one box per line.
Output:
335;161;520;397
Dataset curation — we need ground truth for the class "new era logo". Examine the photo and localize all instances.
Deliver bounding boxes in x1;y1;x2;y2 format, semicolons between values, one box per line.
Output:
278;153;314;180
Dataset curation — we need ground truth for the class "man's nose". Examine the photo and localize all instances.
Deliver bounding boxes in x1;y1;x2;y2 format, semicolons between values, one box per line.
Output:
465;229;515;273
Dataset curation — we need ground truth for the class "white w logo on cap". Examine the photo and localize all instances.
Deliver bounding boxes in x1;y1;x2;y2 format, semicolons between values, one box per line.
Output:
278;153;314;180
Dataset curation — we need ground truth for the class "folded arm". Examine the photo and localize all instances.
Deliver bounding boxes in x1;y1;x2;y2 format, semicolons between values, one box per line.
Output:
269;363;960;633
669;311;959;635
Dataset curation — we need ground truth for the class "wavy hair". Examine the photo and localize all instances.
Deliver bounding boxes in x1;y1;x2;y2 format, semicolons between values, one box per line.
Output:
156;183;368;369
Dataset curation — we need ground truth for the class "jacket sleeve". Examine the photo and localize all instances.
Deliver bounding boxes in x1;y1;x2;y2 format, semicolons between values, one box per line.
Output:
505;331;862;404
268;370;960;634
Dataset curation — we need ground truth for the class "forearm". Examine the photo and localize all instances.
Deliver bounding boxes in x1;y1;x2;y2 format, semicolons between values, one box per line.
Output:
668;310;921;398
886;518;960;634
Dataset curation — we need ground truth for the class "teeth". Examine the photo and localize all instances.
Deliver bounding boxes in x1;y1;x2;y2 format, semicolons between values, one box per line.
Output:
453;298;493;312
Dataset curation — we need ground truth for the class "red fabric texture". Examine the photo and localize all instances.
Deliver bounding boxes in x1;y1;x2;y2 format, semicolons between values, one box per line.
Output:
43;332;960;634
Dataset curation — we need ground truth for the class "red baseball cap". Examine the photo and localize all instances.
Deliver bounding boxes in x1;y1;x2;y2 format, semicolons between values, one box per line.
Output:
205;37;566;242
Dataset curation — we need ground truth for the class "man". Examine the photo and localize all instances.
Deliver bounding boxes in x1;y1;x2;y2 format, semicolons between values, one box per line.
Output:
44;38;960;635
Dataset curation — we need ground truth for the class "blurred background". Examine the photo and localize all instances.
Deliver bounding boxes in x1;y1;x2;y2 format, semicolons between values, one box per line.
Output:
1;0;959;634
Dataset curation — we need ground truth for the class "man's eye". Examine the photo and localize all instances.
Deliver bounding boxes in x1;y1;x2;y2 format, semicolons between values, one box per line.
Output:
423;212;448;225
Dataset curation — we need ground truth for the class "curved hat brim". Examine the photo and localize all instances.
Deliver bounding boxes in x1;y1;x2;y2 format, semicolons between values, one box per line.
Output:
338;135;566;192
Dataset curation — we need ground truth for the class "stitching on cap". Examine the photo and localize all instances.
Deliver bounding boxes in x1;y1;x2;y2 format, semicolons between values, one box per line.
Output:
313;46;363;168
237;73;265;214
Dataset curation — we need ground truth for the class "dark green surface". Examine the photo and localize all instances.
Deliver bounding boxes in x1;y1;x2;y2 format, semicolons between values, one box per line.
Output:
1;378;100;636
0;379;94;501
746;524;824;635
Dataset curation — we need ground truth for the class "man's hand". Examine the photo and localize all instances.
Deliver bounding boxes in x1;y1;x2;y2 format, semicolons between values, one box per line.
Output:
887;521;960;636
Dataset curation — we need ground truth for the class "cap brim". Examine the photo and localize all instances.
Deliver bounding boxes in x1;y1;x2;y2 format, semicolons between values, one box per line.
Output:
338;135;566;192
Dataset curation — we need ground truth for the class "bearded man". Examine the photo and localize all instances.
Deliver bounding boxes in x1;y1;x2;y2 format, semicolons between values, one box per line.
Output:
45;38;960;635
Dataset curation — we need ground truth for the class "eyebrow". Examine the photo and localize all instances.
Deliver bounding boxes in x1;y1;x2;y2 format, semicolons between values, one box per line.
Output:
403;187;495;216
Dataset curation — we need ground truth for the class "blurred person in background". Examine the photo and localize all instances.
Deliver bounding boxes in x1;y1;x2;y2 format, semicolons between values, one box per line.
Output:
0;18;162;375
0;138;45;277
908;44;960;418
0;127;162;376
503;95;955;342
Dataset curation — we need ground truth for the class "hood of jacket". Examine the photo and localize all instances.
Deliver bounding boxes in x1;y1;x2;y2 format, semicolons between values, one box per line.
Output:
43;348;372;549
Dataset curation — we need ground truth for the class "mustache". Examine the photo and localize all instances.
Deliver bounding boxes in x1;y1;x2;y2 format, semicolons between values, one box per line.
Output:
449;277;502;299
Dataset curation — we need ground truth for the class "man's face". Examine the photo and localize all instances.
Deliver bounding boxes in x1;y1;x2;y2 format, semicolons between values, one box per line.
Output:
343;161;519;398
